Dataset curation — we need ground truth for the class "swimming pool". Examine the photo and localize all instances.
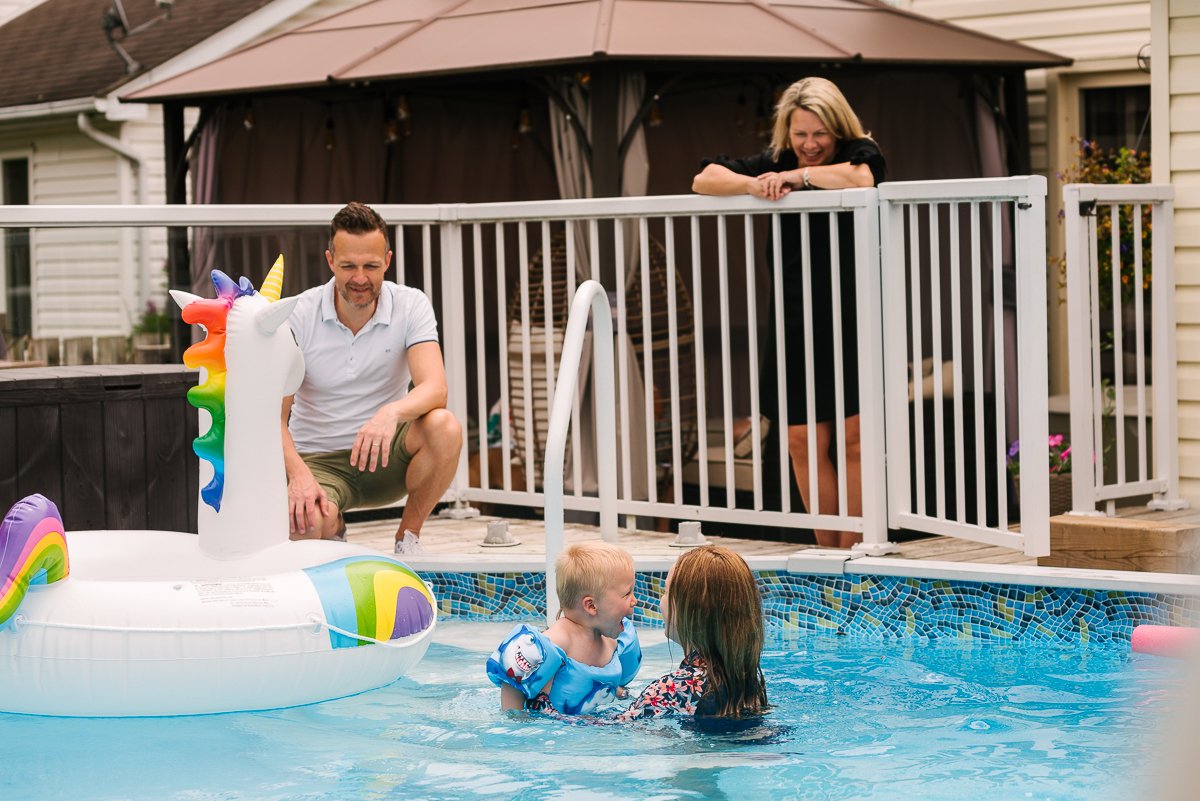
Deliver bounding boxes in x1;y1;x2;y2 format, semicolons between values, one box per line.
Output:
3;620;1187;801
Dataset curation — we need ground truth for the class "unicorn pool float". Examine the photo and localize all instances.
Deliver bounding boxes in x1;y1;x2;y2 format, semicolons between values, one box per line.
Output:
0;258;436;717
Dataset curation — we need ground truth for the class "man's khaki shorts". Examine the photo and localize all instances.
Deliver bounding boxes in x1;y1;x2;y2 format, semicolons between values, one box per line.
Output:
301;420;415;511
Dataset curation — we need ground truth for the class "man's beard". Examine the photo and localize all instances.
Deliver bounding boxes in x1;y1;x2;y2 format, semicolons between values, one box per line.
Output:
339;283;379;310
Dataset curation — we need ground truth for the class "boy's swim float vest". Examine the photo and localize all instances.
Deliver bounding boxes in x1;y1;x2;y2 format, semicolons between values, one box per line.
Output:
486;618;641;715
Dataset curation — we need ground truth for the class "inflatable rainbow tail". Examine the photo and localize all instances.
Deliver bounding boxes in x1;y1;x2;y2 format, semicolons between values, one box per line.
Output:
1;494;69;627
304;557;435;649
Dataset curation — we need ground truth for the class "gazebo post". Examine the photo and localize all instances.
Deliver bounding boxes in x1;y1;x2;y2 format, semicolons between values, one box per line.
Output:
590;65;621;287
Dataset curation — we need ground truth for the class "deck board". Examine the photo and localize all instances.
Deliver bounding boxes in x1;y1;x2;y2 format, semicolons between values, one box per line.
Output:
344;513;1038;566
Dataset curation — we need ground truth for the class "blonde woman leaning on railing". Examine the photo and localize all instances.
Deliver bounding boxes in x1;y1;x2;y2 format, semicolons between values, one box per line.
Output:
693;76;886;548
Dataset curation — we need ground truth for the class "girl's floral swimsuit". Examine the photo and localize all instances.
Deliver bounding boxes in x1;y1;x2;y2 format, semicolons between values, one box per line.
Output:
612;651;708;721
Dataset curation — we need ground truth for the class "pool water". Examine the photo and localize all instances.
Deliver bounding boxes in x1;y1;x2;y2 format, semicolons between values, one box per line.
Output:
3;621;1188;801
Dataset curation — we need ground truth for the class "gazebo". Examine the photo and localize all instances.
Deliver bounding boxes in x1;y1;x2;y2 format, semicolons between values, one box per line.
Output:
129;0;1069;207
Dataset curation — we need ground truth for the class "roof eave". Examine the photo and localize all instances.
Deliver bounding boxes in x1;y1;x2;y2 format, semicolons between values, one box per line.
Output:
128;48;1073;106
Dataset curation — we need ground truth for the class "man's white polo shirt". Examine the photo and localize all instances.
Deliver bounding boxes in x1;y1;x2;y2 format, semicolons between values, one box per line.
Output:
287;278;439;454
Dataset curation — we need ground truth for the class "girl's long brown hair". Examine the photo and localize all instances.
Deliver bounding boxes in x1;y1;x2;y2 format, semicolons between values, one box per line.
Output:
666;546;768;717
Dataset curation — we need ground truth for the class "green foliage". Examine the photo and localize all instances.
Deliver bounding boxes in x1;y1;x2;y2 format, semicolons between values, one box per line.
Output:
133;300;170;337
1056;138;1152;309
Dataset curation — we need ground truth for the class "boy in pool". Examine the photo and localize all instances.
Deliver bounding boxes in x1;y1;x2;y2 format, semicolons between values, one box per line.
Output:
486;541;641;715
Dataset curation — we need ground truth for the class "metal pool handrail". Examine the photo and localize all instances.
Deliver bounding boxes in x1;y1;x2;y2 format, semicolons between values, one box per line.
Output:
543;280;617;625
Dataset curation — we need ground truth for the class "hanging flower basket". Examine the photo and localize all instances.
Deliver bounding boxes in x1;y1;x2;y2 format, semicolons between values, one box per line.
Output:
1014;473;1073;517
1008;435;1073;516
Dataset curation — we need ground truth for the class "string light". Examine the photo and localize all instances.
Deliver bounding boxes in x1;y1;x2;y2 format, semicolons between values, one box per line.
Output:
324;116;335;151
647;95;663;128
242;105;255;131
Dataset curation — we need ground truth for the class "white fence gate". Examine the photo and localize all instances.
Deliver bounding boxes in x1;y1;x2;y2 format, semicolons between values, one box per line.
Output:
1063;183;1187;516
879;176;1050;556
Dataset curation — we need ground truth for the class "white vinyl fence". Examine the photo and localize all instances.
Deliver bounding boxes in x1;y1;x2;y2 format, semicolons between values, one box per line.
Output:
423;191;888;546
0;179;1071;555
879;177;1049;555
1063;183;1187;515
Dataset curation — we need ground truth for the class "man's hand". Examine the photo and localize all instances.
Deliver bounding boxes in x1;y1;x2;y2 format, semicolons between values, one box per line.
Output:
351;404;404;472
288;467;335;536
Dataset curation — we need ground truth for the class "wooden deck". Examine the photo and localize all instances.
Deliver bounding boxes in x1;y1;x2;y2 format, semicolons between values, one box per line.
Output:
344;512;1038;565
1044;505;1200;573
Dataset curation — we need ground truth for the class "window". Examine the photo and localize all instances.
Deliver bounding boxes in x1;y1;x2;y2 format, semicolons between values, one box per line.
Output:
1080;85;1150;153
2;157;30;347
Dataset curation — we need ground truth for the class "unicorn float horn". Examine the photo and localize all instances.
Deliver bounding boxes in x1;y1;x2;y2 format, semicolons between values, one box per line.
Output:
260;254;285;302
171;257;305;558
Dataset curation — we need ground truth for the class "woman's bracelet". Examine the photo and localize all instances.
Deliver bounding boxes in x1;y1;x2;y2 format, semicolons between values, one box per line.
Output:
802;167;812;189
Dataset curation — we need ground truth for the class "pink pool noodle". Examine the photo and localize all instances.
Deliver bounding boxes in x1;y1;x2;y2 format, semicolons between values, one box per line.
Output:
1131;625;1200;658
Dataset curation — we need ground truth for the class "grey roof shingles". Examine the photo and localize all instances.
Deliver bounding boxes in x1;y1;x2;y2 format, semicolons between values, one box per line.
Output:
0;0;274;109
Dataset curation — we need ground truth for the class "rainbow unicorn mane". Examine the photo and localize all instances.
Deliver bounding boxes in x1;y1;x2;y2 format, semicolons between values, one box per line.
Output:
181;270;257;512
0;494;69;627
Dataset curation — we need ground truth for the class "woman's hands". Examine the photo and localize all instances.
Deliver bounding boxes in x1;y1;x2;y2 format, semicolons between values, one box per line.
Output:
750;171;797;201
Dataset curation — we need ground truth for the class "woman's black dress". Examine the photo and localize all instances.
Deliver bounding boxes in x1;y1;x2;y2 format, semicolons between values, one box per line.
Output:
703;139;886;425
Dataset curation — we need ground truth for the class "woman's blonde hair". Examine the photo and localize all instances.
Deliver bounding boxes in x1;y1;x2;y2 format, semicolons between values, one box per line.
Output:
666;546;768;717
769;76;871;161
556;541;633;611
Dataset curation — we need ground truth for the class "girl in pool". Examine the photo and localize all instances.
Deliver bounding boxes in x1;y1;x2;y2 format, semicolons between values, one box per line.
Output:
615;545;768;720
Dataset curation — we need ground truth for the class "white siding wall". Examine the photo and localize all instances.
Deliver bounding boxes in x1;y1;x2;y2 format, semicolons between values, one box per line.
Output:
123;107;173;316
1164;0;1200;500
0;0;44;24
906;0;1152;397
908;0;1151;177
0;112;172;338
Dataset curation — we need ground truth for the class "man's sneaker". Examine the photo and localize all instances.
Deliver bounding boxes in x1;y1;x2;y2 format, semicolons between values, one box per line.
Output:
394;530;425;557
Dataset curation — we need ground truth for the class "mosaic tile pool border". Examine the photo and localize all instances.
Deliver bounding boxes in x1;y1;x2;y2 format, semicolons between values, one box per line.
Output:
421;570;1200;645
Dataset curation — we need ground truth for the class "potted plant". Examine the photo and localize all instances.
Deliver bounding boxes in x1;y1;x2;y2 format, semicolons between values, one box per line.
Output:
131;300;171;363
1008;435;1073;516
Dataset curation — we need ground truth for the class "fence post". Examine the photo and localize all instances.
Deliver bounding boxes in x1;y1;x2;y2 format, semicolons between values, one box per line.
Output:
437;213;479;518
1063;185;1102;516
851;188;894;554
1148;194;1188;511
1015;176;1050;556
879;192;911;534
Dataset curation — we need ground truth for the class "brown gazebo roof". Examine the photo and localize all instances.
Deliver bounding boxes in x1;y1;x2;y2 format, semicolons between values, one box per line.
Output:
127;0;1070;102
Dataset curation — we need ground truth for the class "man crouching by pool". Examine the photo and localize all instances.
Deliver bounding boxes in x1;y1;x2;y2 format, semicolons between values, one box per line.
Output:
281;201;462;556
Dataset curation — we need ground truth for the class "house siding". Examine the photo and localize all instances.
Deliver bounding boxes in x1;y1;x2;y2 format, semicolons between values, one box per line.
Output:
0;111;171;338
907;0;1150;177
1167;0;1200;500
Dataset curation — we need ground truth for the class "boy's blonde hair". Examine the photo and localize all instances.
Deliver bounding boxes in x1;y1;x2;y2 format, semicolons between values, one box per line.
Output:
769;76;871;161
556;541;634;610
